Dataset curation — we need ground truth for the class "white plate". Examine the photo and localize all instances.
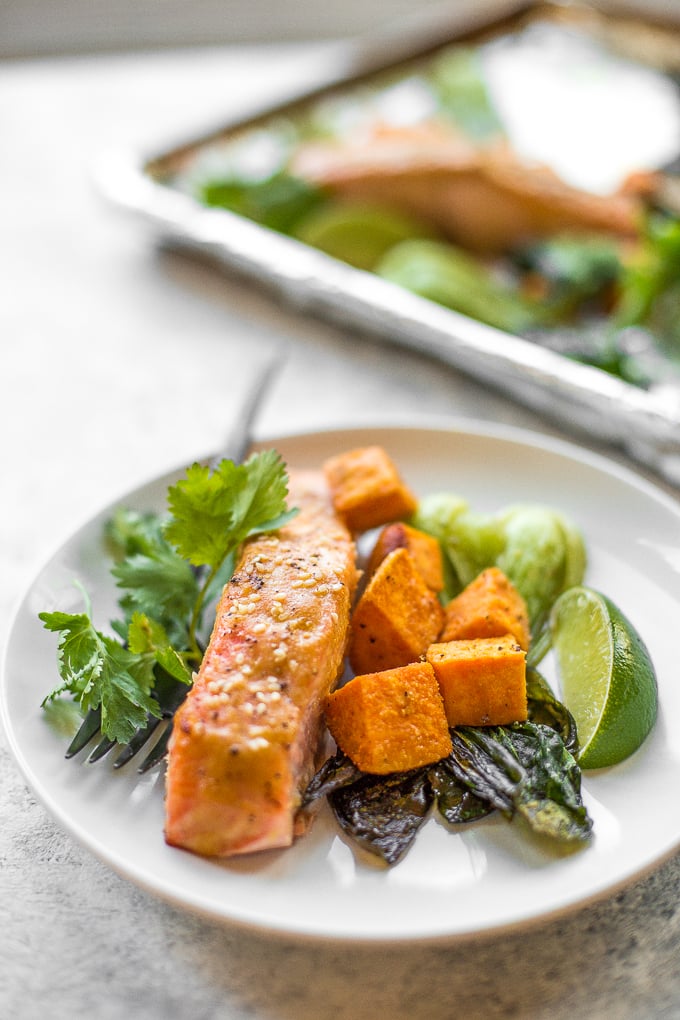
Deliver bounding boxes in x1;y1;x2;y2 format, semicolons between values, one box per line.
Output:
3;421;680;943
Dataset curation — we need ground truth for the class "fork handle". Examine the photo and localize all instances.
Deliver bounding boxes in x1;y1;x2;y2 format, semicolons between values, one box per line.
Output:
209;352;284;469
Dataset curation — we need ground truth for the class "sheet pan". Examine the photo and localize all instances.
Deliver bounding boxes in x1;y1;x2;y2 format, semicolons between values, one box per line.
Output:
95;0;680;485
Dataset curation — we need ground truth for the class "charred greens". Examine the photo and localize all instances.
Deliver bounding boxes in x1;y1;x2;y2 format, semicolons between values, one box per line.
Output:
304;680;591;866
453;723;592;844
526;666;578;753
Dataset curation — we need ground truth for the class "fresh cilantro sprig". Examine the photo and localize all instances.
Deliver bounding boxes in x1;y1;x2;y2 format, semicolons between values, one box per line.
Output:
40;592;161;745
40;450;296;744
106;510;201;650
165;450;296;661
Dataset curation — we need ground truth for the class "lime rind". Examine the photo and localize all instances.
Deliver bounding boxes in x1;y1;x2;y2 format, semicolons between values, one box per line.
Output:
550;586;658;770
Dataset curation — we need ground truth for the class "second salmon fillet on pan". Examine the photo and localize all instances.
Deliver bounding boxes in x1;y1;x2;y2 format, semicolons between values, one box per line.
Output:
164;469;359;858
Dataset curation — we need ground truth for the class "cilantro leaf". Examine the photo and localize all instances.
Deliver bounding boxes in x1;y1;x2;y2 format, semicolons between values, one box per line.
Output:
39;610;161;744
93;642;160;743
39;610;102;700
113;547;199;649
164;450;296;569
127;612;193;686
104;508;168;561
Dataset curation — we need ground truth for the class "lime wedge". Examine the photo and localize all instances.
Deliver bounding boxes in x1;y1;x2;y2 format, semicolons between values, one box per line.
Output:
550;586;657;769
293;202;433;270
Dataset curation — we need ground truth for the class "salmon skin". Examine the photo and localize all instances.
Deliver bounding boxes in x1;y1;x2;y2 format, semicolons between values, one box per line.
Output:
164;469;358;857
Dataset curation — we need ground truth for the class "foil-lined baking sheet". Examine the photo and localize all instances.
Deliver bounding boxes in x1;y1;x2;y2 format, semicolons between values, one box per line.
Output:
95;0;680;486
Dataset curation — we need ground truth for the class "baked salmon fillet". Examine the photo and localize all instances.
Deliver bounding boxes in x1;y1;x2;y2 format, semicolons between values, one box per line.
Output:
164;469;358;857
291;121;645;253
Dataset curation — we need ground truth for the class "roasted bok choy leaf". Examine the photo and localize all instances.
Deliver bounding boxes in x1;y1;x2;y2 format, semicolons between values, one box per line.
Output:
412;495;586;653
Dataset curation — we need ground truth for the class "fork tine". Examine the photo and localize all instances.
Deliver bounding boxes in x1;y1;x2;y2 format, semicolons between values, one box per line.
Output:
88;735;117;763
112;714;164;769
125;674;192;771
208;351;285;470
136;724;173;773
65;707;102;758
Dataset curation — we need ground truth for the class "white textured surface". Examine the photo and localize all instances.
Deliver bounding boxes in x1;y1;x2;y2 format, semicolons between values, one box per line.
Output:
2;38;680;1020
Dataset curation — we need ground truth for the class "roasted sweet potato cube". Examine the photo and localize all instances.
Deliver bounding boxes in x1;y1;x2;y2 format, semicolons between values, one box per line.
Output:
441;566;530;650
348;547;444;674
325;661;452;774
367;521;445;592
426;634;527;727
322;445;417;533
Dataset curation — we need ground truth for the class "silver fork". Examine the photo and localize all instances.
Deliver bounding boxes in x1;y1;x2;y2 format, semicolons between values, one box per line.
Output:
65;354;283;772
